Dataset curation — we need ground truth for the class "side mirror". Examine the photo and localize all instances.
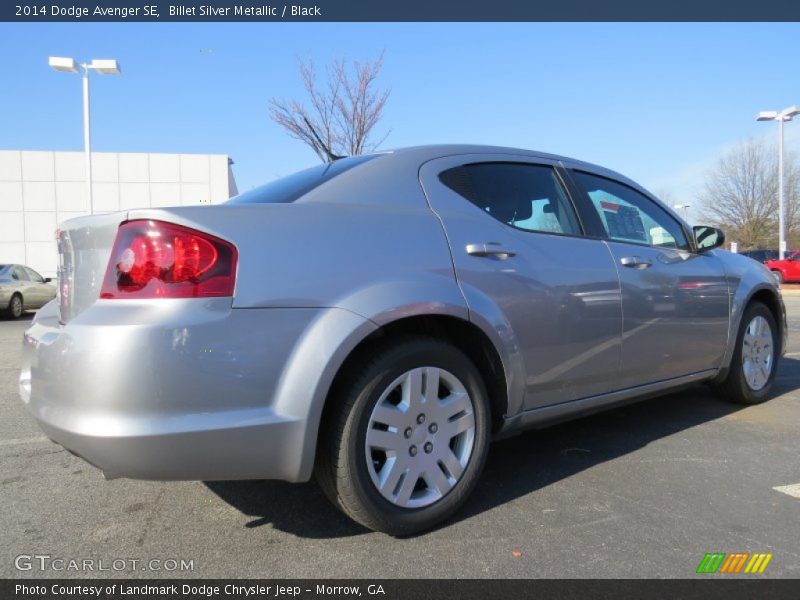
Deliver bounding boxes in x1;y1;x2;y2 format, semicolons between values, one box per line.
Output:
44;277;53;283
693;225;725;252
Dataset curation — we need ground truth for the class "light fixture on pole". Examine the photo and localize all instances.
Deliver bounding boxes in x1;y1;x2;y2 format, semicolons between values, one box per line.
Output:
673;203;691;220
48;56;121;215
757;105;800;260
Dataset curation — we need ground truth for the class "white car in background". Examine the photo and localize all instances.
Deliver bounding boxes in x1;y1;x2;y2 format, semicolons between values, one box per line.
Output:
0;264;56;319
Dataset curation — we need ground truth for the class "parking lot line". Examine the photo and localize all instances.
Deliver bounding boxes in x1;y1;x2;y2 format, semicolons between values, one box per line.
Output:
0;436;49;447
773;484;800;499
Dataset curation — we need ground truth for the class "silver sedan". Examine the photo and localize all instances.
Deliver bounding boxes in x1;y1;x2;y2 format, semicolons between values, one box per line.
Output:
1;264;56;319
19;145;785;535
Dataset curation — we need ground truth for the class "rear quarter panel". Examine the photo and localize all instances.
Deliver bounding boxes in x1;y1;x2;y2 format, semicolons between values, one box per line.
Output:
126;202;469;481
127;203;466;319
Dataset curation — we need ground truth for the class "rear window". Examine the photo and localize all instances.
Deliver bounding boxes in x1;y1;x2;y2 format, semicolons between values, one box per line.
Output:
228;155;381;205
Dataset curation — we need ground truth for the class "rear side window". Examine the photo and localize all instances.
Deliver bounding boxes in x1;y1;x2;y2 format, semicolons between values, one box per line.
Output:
572;171;690;251
228;155;381;205
439;163;581;236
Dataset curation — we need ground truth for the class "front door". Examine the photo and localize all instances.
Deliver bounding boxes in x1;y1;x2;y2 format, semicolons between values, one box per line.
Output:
569;170;730;389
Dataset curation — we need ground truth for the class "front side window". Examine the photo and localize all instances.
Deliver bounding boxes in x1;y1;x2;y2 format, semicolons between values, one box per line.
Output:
572;171;689;251
439;163;581;236
13;266;29;281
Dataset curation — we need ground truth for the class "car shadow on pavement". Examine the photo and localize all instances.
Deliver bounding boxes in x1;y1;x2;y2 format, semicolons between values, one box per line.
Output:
205;480;369;537
0;312;34;322
206;357;800;539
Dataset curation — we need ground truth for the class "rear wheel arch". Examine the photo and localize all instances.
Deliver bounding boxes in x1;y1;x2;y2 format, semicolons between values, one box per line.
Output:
317;315;509;452
315;335;492;534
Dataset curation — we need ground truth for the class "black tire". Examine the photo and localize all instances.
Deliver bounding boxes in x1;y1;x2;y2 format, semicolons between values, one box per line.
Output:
715;301;778;404
771;270;784;285
316;337;491;536
4;294;23;319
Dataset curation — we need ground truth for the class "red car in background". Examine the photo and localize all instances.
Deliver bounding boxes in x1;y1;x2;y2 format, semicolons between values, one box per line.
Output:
766;251;800;283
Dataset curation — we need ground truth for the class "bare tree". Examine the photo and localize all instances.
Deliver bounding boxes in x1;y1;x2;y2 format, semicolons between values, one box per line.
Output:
698;138;800;249
269;52;390;163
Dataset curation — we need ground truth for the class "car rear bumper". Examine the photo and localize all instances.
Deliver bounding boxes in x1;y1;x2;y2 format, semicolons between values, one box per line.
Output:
19;298;340;482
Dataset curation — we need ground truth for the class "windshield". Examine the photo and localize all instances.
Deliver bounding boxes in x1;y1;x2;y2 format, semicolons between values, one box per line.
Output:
228;154;382;205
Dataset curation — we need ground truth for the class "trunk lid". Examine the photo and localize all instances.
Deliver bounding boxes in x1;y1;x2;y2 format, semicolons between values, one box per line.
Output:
58;211;128;323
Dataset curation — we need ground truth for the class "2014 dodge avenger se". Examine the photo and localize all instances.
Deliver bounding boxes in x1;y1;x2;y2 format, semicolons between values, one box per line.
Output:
19;145;785;535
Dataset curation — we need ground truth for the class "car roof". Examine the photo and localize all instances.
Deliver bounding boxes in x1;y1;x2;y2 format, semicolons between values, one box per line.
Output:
375;144;659;199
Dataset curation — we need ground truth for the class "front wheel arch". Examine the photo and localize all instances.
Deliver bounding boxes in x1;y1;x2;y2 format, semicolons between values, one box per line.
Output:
712;287;783;385
714;300;779;404
748;289;784;357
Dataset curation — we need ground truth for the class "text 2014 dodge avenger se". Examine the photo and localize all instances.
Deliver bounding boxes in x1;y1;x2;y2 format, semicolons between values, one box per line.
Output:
19;145;785;534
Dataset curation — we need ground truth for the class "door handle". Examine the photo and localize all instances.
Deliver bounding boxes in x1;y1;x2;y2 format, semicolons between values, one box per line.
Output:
466;243;517;259
620;256;652;269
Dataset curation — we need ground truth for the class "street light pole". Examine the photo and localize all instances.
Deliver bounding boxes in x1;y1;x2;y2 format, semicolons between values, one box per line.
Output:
673;203;691;220
48;56;121;216
757;105;800;260
778;114;784;261
82;65;93;214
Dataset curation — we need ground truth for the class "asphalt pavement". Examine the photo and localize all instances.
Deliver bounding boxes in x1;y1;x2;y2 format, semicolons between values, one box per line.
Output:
1;299;799;578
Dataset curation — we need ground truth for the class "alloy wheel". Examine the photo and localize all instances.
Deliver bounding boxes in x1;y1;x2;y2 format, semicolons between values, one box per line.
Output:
365;366;476;509
742;315;774;391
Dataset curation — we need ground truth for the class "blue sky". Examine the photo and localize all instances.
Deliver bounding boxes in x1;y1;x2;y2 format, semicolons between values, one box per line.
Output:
1;23;798;220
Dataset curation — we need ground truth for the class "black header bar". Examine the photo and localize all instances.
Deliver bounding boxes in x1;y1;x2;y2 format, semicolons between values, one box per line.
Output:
3;0;800;22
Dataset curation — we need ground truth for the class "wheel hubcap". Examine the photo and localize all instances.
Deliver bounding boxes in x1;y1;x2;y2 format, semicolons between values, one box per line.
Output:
12;297;21;316
742;315;774;391
365;367;476;509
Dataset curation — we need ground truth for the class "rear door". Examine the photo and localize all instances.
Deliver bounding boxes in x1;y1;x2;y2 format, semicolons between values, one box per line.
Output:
420;155;623;412
568;169;730;389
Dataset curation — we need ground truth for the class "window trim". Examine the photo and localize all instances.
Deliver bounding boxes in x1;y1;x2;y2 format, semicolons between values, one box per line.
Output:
568;169;694;252
557;168;610;240
24;266;45;283
437;161;588;240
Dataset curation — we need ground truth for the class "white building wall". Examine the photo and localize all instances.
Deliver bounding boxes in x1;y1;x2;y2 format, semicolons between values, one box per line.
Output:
0;150;237;278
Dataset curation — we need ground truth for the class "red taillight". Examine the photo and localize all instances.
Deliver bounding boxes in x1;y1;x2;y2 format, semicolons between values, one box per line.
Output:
99;220;237;299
